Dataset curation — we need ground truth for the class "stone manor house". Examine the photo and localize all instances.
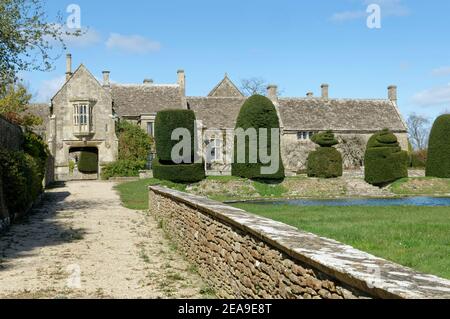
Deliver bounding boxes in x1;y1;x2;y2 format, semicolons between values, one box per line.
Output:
30;54;408;181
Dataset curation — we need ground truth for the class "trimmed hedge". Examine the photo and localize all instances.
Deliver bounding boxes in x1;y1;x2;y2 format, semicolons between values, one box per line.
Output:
232;95;285;180
307;131;342;178
78;151;98;173
101;160;146;180
154;110;196;163
152;157;205;183
153;110;205;182
426;114;450;178
364;129;408;186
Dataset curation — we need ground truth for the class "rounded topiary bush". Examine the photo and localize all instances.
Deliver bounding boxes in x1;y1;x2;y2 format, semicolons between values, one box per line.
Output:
364;129;408;186
232;95;285;180
153;110;205;183
154;110;196;163
426;114;450;178
78;150;98;173
307;131;343;178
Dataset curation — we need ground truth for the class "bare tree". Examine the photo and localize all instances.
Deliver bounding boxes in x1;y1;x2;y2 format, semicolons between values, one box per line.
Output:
240;77;268;96
407;113;430;151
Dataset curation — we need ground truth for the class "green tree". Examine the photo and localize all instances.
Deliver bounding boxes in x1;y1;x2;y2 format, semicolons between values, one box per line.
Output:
0;0;81;83
0;83;42;126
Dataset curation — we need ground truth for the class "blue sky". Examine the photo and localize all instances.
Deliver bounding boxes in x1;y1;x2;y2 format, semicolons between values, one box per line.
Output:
22;0;450;120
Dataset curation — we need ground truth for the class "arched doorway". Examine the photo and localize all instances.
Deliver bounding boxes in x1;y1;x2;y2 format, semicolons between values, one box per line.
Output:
69;147;99;180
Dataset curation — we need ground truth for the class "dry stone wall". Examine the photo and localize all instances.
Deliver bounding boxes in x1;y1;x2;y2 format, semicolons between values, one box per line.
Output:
149;186;450;299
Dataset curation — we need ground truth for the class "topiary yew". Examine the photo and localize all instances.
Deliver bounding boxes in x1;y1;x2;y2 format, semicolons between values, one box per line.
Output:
426;114;450;178
231;95;285;180
153;109;205;183
78;150;98;173
307;131;343;178
364;129;408;186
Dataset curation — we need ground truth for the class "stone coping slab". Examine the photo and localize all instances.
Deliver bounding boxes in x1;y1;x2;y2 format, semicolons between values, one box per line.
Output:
150;185;450;299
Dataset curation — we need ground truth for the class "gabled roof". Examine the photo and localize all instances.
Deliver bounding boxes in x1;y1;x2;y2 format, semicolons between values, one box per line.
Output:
208;74;244;98
187;97;246;129
278;98;407;132
111;83;182;117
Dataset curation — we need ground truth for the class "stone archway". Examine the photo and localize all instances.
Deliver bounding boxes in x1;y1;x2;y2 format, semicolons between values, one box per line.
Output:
69;147;99;180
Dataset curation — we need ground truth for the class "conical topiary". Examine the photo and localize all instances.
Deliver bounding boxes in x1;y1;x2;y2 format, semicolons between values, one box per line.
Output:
364;129;408;186
426;114;450;178
231;95;285;180
307;130;343;178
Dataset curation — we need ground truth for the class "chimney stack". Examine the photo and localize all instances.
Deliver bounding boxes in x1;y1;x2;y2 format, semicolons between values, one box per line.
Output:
388;85;397;103
66;54;72;81
267;85;278;101
102;71;110;87
306;92;314;98
177;70;186;96
321;84;329;99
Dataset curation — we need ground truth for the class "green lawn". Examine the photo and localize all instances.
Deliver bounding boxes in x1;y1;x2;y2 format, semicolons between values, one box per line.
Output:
231;203;450;279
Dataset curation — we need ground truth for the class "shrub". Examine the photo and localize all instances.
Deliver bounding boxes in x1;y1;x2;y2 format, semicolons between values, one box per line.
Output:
153;110;205;182
232;95;285;180
0;149;42;218
117;121;153;162
364;129;408;186
152;157;205;183
101;160;146;180
410;150;427;168
23;130;49;178
307;131;343;178
154;110;196;162
78;151;98;173
426;114;450;178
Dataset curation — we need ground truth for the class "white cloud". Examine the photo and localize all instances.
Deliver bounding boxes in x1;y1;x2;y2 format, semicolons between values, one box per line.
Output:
432;66;450;77
412;84;450;107
331;0;409;22
106;33;161;54
33;76;66;102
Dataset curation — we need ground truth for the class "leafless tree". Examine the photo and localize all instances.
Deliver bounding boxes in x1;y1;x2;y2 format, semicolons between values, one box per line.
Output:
406;113;430;151
240;77;268;96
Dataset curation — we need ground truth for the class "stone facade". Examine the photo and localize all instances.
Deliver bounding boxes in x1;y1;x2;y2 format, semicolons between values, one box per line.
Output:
149;186;450;299
31;54;409;180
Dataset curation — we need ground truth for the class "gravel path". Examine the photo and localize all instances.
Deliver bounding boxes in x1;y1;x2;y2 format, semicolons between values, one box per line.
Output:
0;181;206;299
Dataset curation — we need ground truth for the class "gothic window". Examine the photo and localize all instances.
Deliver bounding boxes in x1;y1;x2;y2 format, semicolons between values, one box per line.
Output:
297;131;315;141
73;102;93;134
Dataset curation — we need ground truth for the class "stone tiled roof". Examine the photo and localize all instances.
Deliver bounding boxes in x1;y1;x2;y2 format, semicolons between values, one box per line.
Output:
27;103;50;137
111;84;182;117
278;98;407;132
187;97;246;129
208;75;244;98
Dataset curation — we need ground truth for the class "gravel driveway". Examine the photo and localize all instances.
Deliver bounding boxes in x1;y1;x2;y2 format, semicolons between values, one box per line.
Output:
0;181;206;299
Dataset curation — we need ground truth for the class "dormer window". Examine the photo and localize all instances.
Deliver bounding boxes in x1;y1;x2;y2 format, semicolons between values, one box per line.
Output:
72;99;95;136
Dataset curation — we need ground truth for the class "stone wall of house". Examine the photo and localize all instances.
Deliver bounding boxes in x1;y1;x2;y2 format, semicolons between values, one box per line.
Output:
281;132;409;173
149;186;450;299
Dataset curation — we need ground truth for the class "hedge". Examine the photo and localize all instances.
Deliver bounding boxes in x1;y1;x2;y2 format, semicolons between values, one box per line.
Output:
152;158;205;183
0;149;42;219
307;131;342;178
232;95;285;180
117;121;153;162
154;110;196;163
101;160;146;180
364;129;408;186
78;150;98;173
426;114;450;178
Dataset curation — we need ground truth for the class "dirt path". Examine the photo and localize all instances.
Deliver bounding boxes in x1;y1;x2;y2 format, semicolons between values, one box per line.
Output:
0;181;206;299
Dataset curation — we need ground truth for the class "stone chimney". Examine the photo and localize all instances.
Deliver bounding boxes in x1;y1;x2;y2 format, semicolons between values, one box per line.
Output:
177;70;186;96
388;85;397;103
306;92;314;98
102;71;110;87
321;84;329;99
66;54;72;81
267;85;278;101
143;79;153;84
